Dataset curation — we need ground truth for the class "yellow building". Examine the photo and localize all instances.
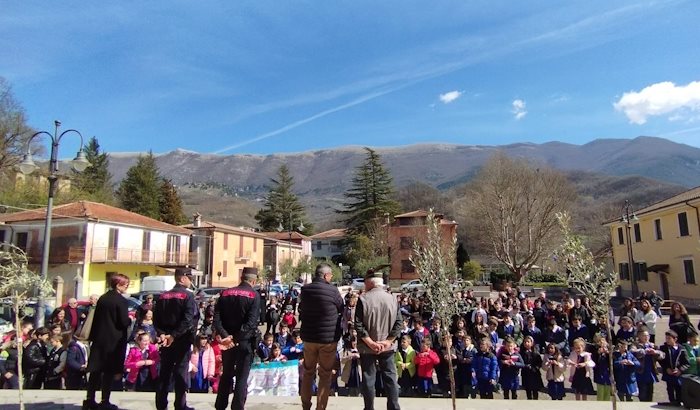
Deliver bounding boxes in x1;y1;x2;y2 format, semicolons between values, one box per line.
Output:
183;215;265;288
0;201;192;302
605;187;700;305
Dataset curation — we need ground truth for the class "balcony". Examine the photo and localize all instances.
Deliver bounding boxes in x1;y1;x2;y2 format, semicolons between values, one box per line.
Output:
235;251;252;263
69;247;197;266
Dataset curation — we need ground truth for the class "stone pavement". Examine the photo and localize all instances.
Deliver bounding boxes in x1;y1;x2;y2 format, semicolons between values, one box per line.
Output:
0;390;681;410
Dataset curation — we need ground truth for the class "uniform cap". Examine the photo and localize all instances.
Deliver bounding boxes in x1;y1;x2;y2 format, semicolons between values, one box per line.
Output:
175;267;194;278
242;267;258;279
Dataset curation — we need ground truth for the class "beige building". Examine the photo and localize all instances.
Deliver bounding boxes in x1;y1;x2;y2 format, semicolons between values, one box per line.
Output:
183;215;265;288
605;187;699;305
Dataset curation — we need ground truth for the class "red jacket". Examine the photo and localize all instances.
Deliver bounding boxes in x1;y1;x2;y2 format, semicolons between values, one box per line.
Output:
124;344;160;384
414;349;440;378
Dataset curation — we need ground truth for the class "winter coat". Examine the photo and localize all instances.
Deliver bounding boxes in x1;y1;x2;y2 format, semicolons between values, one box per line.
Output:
189;346;216;379
65;340;88;389
631;342;663;384
456;344;477;382
543;355;567;382
414;349;440;379
341;348;363;383
281;312;297;329
544;326;567;352
124;343;160;384
22;340;47;388
88;289;131;374
520;348;544;390
45;346;67;383
613;351;640;395
683;342;700;376
472;351;498;382
394;346;416;378
592;349;612;385
0;346;19;376
298;278;344;344
659;344;690;381
498;351;524;390
567;351;595;381
635;310;658;336
523;326;544;351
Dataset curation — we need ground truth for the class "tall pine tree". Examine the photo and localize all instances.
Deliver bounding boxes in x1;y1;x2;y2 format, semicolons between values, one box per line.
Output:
72;136;114;204
117;151;161;220
339;147;400;236
255;164;313;235
159;178;187;225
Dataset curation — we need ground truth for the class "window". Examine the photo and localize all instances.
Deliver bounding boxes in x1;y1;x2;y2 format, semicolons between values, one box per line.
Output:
633;223;641;242
223;233;228;250
401;259;415;273
142;231;151;262
684;259;696;285
253;238;257;252
239;236;244;257
108;228;119;260
105;272;116;291
634;262;648;281
618;262;630;280
654;219;662;240
679;212;690;237
222;260;228;277
167;235;181;263
316;241;323;250
15;232;28;252
400;236;414;250
617;227;624;245
0;230;5;244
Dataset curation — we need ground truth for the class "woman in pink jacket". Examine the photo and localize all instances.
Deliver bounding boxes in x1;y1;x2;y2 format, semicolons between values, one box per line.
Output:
189;335;216;393
124;333;160;391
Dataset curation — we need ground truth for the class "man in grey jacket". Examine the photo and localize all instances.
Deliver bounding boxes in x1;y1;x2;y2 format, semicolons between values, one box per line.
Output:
354;270;402;410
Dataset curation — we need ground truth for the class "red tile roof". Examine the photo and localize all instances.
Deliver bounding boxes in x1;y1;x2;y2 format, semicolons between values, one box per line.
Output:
0;201;191;235
310;228;347;240
181;220;267;238
394;209;446;219
259;231;312;241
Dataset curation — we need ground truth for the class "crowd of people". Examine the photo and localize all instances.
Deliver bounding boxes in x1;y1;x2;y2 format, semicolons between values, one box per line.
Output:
0;265;699;409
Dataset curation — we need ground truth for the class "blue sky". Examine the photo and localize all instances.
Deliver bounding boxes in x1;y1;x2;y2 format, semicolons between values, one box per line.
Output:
2;0;699;155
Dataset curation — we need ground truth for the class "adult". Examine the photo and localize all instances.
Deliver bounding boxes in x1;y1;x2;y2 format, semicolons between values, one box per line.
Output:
635;299;658;343
83;273;131;410
299;263;344;410
65;298;82;333
353;270;402;410
669;302;695;344
49;307;71;333
153;268;198;410
618;298;638;326
214;267;261;410
138;294;155;323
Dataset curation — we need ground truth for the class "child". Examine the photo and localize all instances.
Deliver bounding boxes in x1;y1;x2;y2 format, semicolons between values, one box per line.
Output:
257;333;274;362
455;332;477;398
65;335;88;390
498;337;524;399
414;339;440;397
265;296;281;335
520;335;543;400
473;338;499;399
615;316;636;344
282;330;304;360
613;340;640;401
631;328;663;401
487;319;500;351
568;337;595;400
543;343;566;400
124;332;160;392
0;335;19;389
269;343;287;362
275;323;292;348
659;330;690;406
44;335;67;389
22;326;49;389
341;337;362;397
394;335;416;397
189;335;215;393
281;305;297;330
591;336;612;401
683;329;700;376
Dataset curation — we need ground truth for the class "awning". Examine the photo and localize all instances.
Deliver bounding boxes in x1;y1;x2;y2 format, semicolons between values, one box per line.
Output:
647;264;670;273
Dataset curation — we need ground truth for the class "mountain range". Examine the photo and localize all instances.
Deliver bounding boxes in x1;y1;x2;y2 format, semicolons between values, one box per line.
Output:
108;136;700;230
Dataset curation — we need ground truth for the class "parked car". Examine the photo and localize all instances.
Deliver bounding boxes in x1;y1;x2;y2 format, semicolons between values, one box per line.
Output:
140;275;177;293
400;279;424;292
0;298;54;325
268;284;289;298
351;278;365;291
196;287;226;301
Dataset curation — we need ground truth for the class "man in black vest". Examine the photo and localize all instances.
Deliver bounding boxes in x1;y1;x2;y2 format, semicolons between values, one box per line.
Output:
153;268;197;410
214;267;261;410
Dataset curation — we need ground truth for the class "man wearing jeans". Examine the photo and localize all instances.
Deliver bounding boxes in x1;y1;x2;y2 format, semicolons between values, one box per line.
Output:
354;270;402;410
299;263;344;410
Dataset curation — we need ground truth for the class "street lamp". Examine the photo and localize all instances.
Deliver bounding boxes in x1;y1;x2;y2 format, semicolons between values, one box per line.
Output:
277;213;305;278
16;120;90;326
621;200;639;298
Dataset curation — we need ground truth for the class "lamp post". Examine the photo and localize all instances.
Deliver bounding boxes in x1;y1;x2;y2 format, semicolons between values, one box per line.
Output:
17;120;90;326
277;213;304;281
621;200;639;298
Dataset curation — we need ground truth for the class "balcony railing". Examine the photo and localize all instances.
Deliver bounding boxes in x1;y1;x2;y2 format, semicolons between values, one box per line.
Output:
69;247;197;266
235;251;252;262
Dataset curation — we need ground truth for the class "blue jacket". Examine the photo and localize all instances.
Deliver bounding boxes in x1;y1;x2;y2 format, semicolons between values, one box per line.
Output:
282;342;304;360
592;350;611;385
498;351;524;390
568;325;590;346
472;351;498;382
633;343;661;384
613;351;640;395
523;326;544;351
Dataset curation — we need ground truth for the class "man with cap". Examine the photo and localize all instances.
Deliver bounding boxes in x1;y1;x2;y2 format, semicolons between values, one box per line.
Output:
354;269;403;410
153;268;198;410
299;263;344;410
214;267;261;410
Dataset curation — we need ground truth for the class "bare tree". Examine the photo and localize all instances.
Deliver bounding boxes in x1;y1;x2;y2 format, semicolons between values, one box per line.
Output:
462;153;575;281
554;212;618;410
0;244;54;410
0;77;35;175
410;209;459;410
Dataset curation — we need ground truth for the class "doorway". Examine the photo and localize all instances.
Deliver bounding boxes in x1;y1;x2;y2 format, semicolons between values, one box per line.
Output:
659;273;670;300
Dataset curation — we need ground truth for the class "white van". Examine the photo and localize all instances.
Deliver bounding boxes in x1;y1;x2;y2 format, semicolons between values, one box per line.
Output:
141;275;177;293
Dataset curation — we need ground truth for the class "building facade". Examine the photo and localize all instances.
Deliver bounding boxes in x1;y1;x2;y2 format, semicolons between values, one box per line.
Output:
182;215;265;288
387;210;458;281
310;228;347;263
0;201;192;302
605;187;700;305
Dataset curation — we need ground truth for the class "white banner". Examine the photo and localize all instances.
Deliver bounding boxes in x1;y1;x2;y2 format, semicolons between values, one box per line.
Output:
247;359;300;396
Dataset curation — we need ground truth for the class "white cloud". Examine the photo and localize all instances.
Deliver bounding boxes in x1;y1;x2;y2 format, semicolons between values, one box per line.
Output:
512;99;527;120
439;90;463;104
614;81;700;124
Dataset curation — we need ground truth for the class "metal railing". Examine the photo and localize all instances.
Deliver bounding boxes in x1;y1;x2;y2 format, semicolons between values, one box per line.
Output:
69;247;196;265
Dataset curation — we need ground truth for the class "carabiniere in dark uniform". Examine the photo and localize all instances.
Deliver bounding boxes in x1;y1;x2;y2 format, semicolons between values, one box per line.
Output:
153;268;198;410
214;267;261;410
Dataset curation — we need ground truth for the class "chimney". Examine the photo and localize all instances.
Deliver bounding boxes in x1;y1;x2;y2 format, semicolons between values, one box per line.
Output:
193;212;202;228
